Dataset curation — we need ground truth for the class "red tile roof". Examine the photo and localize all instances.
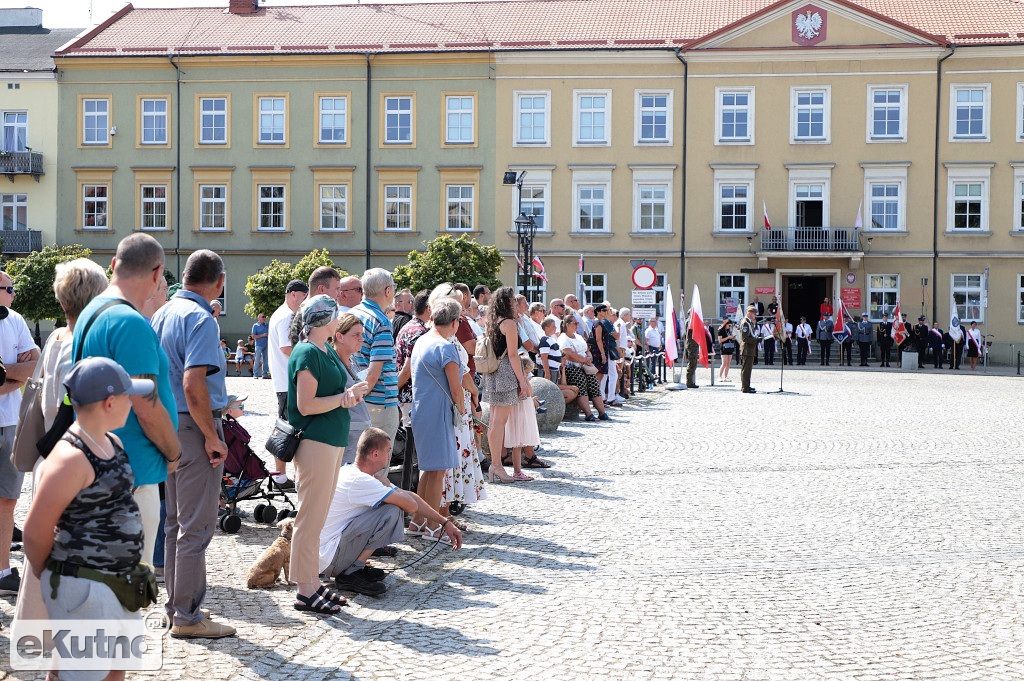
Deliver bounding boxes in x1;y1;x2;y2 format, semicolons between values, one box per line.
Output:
54;0;1024;56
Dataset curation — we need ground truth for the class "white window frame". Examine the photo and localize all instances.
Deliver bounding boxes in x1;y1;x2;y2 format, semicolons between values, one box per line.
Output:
1015;166;1024;233
949;83;990;143
516;272;546;305
1018;274;1024;323
866;84;907;143
513;91;550;147
790;86;830;144
577;273;607;306
384;96;413;145
573;89;611;147
140;184;167;231
867;274;900;321
82;184;108;230
199;184;227;232
1018;83;1024;141
716;274;747;320
945;166;990;232
509;168;552;233
631;167;673;233
715;87;755;145
445;95;474;144
951;273;984;323
787;167;832;227
636;184;668;232
634;90;672;146
140;98;168;145
571;168;612;234
445;184;474;231
319;184;348;232
383;184;413;232
318;96;348;144
258;96;286;145
713;167;755;233
215;274;227;316
1;112;28;152
0;193;27;230
862;165;908;232
199;97;227;145
256;184;286;231
520;184;549;233
82;98;109;146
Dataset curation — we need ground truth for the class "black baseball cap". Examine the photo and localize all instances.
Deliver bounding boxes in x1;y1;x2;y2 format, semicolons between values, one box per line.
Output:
286;279;309;294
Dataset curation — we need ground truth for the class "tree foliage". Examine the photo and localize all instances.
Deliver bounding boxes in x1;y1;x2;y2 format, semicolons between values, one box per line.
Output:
392;235;503;295
243;249;347;319
6;244;93;322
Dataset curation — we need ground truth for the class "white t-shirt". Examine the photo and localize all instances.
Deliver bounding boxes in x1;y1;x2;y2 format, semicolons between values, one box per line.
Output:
556;333;587;366
0;310;37;427
267;303;294;393
644;325;662;348
614;319;630;350
319;465;395;573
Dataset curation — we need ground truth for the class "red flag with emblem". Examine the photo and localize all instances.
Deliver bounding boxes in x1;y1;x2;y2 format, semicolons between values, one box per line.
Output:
891;301;907;345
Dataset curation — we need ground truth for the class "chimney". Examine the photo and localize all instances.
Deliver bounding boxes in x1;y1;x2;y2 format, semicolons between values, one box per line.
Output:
0;7;43;28
229;0;257;14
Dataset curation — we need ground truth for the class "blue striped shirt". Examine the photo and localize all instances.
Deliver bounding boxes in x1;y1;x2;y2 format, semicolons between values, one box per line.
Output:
351;299;399;406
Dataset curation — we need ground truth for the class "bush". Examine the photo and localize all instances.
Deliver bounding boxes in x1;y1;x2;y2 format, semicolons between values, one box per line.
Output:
6;244;93;322
392;235;502;295
243;249;347;319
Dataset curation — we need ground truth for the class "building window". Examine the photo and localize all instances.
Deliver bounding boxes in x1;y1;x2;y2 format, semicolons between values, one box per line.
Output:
868;274;899;320
521;185;547;231
199;185;227;232
320;185;347;231
869;184;900;230
82;185;108;229
140;98;167;145
516;273;546;304
953;182;983;230
214;275;227;315
445;185;474;231
636;92;670;144
578;273;607;305
952;274;984;323
575;91;609;145
140;185;167;230
862;165;908;232
637;185;667;232
258;97;286;145
445;95;474;144
515;92;549;145
717;274;747;320
576;185;607;231
719;185;749;231
1018;274;1024;323
717;88;753;143
83;98;109;145
318;96;347;144
257;185;286;231
199;97;227;145
951;85;988;140
791;88;829;142
945;167;990;232
0;193;27;230
384;185;412;231
1017;177;1024;232
1;112;27;152
384;96;412;144
867;87;905;140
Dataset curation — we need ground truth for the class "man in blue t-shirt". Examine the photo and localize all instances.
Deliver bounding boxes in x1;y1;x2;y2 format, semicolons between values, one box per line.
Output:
251;312;269;378
72;234;181;577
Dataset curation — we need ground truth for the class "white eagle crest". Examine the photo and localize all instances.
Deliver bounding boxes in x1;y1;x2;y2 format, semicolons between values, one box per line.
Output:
795;10;823;40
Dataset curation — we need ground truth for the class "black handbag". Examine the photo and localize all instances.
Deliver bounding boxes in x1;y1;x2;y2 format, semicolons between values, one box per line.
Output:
264;416;313;463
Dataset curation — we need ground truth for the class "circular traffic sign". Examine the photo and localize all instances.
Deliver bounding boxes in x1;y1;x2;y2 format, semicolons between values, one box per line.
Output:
632;265;657;290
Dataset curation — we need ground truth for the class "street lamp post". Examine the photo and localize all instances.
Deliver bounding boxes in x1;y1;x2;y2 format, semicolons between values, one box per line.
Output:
515;211;538;303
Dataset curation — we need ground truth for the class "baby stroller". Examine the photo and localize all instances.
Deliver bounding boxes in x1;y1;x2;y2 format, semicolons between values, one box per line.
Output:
219;414;296;533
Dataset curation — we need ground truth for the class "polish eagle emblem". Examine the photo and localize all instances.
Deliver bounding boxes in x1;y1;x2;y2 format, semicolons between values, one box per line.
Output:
795;10;823;40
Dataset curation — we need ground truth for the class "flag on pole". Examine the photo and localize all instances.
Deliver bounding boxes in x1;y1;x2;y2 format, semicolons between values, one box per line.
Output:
854;200;863;230
774;294;786;342
832;296;850;343
948;296;963;343
689;285;709;368
763;201;771;231
664;284;679;368
515;255;524;271
532;255;548;282
892;301;907;345
578;253;585;271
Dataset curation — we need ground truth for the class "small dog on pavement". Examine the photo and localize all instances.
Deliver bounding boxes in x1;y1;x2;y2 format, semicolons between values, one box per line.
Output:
246;517;295;589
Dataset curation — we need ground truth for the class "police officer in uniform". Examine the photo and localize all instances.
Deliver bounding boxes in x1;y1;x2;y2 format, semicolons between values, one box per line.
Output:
877;312;893;367
856;315;873;366
739;305;759;393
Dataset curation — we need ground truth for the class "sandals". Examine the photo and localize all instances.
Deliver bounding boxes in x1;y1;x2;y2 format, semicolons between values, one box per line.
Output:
512;472;534;482
522;455;551;469
405;519;425;537
422;524;453;545
294;586;347;614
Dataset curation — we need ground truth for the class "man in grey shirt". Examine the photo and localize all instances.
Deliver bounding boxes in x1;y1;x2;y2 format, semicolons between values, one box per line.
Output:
151;250;234;639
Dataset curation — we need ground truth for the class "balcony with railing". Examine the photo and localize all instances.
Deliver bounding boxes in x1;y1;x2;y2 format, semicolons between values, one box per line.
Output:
0;230;43;254
759;226;861;253
0;151;44;179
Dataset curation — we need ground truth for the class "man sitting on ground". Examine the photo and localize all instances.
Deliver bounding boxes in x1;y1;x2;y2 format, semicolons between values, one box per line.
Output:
319;428;462;596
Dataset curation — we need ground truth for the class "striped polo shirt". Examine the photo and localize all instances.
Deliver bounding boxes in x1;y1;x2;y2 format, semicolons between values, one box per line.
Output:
351;299;399;407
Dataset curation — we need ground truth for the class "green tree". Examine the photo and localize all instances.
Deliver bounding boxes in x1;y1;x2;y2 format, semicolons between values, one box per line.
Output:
6;244;93;323
393;235;502;294
243;249;347;319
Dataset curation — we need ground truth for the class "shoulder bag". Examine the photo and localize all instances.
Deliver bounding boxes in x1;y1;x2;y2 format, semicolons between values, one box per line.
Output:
264;416;313;463
10;332;52;473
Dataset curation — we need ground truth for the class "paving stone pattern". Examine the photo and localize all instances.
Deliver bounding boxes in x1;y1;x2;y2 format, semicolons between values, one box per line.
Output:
3;365;1024;680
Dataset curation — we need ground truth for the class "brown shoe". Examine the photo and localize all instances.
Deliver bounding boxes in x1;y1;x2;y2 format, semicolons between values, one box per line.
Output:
170;618;236;639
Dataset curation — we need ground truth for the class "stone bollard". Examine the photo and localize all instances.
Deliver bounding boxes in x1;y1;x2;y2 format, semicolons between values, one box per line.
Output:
530;377;565;433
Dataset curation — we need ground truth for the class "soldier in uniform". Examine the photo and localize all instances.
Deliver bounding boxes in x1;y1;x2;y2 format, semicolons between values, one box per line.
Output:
856;315;873;366
877;312;893;367
739;305;759;393
685;324;699;389
913;316;929;368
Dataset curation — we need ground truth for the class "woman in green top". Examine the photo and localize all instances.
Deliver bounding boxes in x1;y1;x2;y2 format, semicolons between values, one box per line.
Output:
286;295;368;614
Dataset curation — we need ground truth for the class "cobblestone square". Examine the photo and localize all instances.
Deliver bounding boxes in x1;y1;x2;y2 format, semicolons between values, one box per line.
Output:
3;365;1023;680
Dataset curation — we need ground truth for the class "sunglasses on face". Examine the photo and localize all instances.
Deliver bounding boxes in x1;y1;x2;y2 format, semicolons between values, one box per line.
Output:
1;287;14;294
342;287;362;293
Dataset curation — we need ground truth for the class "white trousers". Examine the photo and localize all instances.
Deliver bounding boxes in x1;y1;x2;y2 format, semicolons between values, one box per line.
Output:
601;361;619;402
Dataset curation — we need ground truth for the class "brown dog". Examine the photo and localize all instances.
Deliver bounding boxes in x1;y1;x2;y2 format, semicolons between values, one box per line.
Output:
246;517;295;589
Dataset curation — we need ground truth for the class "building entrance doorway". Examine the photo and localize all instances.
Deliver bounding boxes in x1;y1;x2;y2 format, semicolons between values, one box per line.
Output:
783;275;832;328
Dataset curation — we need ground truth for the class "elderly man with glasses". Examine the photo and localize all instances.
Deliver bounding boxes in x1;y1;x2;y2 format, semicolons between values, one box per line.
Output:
337;276;363;313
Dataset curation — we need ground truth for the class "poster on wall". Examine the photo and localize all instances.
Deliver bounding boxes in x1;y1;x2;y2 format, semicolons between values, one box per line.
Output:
841;288;861;309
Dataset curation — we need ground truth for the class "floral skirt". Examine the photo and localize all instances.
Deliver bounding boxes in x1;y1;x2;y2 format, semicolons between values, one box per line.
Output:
442;388;488;506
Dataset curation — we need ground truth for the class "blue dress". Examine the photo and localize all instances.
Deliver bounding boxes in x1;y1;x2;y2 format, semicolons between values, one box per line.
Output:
410;333;461;472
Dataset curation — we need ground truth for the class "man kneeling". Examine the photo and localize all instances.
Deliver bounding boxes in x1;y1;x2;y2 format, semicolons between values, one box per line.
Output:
319;428;462;596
